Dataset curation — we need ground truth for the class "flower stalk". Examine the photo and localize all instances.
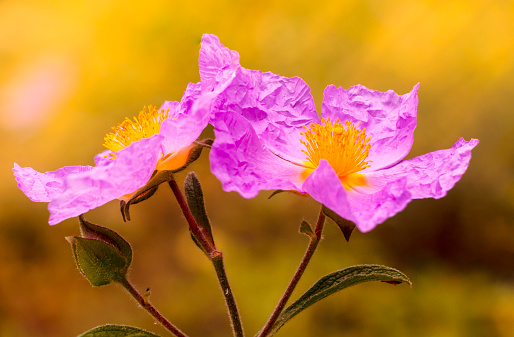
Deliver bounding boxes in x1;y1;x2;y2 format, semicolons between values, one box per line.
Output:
168;177;245;337
257;207;326;337
212;252;245;337
168;178;218;257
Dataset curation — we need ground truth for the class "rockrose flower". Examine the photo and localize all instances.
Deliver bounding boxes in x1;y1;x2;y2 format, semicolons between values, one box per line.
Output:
14;82;213;225
200;34;478;232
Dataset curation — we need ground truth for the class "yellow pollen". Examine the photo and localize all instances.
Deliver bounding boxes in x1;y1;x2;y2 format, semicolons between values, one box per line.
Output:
103;105;169;160
300;117;372;180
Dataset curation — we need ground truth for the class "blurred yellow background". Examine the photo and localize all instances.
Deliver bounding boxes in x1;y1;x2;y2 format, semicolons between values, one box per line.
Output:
1;0;513;336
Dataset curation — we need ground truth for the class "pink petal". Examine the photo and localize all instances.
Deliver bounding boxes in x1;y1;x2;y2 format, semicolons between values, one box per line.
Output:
303;159;412;232
370;138;479;199
199;34;240;92
321;83;419;171
210;110;304;198
211;67;318;160
13;163;93;202
47;134;164;225
160;82;208;153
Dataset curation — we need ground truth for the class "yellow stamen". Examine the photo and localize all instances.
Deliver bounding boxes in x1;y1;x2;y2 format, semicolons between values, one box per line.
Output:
300;118;372;189
103;105;169;159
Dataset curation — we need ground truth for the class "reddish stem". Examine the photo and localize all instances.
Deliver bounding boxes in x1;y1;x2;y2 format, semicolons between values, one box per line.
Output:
257;207;326;337
168;178;245;337
119;277;189;337
168;179;217;257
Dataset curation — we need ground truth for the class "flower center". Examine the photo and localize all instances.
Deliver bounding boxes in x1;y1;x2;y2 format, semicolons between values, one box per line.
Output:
300;118;372;188
103;105;169;159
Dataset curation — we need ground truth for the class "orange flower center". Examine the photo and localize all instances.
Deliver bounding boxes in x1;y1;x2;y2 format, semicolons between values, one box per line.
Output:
300;118;372;189
103;105;169;160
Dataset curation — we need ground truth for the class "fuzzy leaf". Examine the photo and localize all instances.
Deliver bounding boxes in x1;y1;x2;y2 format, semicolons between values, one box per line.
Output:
77;324;160;337
269;265;411;336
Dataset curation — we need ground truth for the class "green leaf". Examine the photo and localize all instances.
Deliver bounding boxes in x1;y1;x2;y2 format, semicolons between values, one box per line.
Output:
77;324;161;337
269;265;411;336
184;172;215;250
322;205;356;242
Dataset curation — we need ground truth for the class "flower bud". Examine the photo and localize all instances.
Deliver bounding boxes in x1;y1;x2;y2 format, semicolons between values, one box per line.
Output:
67;216;132;286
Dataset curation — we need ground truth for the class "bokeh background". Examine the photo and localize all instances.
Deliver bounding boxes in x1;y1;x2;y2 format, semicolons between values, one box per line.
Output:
1;1;513;336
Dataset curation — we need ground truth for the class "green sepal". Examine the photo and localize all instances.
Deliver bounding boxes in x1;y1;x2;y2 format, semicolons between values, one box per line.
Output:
119;139;213;222
184;172;216;252
66;236;128;287
126;185;159;206
268;190;285;199
180;139;213;170
77;324;161;337
120;170;174;221
269;264;411;336
322;205;356;242
299;220;316;240
268;189;307;199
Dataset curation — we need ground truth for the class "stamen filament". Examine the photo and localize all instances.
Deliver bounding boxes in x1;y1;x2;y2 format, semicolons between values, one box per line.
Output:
300;118;372;178
103;105;169;159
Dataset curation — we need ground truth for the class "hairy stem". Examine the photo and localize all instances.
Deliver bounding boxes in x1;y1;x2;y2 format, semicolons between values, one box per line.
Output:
119;277;189;337
257;207;326;337
212;252;246;337
168;178;245;337
168;179;217;257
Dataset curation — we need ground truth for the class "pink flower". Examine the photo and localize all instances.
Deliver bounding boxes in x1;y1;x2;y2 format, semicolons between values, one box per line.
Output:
200;34;478;232
14;82;211;225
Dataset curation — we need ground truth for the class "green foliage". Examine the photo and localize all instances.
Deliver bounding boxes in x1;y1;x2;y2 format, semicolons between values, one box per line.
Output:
269;265;411;336
77;324;160;337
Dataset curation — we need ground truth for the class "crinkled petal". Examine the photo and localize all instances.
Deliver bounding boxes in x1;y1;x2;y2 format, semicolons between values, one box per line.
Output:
199;34;240;92
321;83;419;171
47;134;164;225
302;160;355;222
345;178;412;232
210;110;304;198
159;82;208;153
212;67;318;161
303;159;412;232
369;138;479;199
200;34;318;161
13;163;93;202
